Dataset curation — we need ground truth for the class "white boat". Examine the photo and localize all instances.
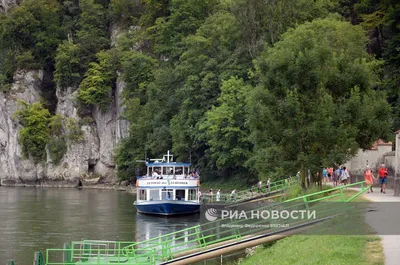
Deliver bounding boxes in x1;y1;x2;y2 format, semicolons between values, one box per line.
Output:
134;151;201;215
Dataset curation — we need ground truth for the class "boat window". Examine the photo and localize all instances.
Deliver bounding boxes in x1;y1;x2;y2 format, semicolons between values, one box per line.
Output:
153;167;161;177
163;167;173;175
184;167;189;176
148;167;153;176
161;188;174;200
175;167;183;175
175;189;186;201
188;189;198;200
139;189;147;200
149;189;159;200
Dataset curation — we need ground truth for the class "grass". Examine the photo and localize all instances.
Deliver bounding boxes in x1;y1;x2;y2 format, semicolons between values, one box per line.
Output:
238;190;384;265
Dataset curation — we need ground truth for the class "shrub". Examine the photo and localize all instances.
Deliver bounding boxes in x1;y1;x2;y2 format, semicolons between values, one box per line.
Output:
65;117;84;142
48;137;67;165
54;42;81;88
13;100;51;162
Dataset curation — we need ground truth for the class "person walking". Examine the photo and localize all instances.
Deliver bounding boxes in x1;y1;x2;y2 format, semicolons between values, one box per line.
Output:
364;166;376;193
340;166;349;185
378;164;388;194
209;189;213;203
216;189;220;202
257;180;262;193
266;178;271;192
333;168;339;187
322;168;328;183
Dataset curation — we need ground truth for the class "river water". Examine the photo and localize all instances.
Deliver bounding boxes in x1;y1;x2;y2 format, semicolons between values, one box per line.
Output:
0;186;203;264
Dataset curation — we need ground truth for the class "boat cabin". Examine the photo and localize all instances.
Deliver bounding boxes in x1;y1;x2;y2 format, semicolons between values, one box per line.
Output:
136;151;200;203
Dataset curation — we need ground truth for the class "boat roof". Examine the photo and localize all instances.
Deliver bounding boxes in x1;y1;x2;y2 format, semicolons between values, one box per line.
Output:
146;162;191;167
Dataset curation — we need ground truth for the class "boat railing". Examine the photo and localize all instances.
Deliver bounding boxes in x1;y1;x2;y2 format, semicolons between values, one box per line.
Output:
137;175;200;180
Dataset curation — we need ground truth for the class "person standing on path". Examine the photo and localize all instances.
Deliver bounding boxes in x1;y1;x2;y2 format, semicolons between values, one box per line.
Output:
209;189;213;203
378;164;388;194
230;189;236;201
216;189;220;202
364;166;377;193
257;180;262;193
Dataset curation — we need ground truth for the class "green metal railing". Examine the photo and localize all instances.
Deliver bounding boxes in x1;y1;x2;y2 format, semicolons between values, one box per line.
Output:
39;181;368;265
202;178;296;204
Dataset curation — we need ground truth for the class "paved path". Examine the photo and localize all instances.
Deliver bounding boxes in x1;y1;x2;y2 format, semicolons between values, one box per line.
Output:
359;188;400;265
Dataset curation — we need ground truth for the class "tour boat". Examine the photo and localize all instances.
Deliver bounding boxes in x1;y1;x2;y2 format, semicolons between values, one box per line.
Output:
134;151;201;215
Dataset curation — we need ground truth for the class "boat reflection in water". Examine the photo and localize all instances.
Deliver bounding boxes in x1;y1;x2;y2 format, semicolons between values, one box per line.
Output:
135;211;200;242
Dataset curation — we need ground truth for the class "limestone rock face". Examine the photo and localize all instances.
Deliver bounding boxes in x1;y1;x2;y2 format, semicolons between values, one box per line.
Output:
0;27;130;186
0;70;43;183
0;0;17;13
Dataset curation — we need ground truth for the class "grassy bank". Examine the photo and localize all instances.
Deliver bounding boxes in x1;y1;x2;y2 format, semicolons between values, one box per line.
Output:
238;190;384;265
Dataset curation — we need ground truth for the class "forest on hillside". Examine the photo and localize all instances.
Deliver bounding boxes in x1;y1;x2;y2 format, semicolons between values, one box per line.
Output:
0;0;399;185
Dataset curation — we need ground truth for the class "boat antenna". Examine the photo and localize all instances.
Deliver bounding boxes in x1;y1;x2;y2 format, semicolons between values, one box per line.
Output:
164;150;173;163
135;151;148;163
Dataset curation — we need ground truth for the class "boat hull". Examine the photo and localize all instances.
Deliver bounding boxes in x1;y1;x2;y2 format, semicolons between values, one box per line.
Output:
134;200;200;215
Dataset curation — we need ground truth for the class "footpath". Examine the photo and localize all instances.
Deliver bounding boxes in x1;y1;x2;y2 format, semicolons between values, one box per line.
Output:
357;188;400;265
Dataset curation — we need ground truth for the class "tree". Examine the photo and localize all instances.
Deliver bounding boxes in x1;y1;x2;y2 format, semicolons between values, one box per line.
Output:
13;100;51;163
76;0;109;69
78;50;120;109
247;16;392;186
54;41;81;88
200;77;254;180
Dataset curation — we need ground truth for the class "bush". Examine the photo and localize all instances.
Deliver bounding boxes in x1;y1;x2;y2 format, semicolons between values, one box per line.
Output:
48;137;67;165
16;51;41;70
54;42;81;88
65;117;84;142
13;100;51;162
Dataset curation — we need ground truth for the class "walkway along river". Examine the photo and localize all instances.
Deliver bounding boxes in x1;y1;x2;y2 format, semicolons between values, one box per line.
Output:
0;186;201;264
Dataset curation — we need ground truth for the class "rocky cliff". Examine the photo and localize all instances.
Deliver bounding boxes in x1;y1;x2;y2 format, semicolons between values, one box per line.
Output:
0;69;129;186
0;0;17;13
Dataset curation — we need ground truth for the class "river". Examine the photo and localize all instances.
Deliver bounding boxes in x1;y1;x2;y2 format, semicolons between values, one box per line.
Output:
0;186;206;264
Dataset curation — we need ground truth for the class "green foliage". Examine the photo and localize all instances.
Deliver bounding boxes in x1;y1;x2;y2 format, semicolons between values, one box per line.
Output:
200;77;252;170
13;100;51;162
78;50;120;109
49;114;64;136
65;117;84;142
248;16;392;182
15;51;41;70
76;0;109;68
0;0;65;66
54;42;81;88
48;137;67;165
149;0;219;57
109;0;142;25
121;51;158;102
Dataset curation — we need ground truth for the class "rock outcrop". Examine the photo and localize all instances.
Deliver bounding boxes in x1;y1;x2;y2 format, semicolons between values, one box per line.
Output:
0;70;44;184
0;69;129;186
0;0;17;13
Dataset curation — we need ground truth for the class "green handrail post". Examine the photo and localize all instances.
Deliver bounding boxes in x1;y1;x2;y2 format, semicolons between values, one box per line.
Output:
34;252;45;265
82;242;90;262
63;243;72;264
7;260;15;265
340;186;346;202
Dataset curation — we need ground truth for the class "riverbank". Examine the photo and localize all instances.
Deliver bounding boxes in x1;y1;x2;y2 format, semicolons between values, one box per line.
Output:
239;190;384;265
0;178;138;193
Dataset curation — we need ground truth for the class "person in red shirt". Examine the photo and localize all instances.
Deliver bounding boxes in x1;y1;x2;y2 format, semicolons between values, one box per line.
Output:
378;164;388;194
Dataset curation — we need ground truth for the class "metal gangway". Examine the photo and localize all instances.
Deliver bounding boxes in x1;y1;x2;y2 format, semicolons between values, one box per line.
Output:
201;177;296;205
10;181;370;265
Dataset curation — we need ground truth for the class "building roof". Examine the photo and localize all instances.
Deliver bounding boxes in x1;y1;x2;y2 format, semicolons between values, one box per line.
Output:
369;139;392;150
